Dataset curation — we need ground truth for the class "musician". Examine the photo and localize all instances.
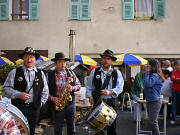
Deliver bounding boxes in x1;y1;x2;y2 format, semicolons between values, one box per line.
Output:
48;52;81;135
86;49;124;135
2;47;49;135
0;106;21;135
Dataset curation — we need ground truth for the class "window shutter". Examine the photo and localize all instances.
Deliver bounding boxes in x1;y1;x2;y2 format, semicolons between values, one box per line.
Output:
29;0;39;20
154;0;165;19
80;0;90;20
70;0;80;20
0;0;8;20
122;0;134;20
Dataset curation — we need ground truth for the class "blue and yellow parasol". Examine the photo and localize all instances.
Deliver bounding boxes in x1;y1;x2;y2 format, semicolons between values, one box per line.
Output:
36;56;49;62
15;59;24;65
75;55;97;66
0;56;14;66
113;54;147;66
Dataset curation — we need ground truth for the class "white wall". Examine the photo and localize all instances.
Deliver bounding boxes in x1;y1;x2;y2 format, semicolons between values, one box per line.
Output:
0;0;180;59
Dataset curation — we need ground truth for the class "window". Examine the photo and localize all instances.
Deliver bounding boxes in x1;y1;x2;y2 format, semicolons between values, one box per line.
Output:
135;0;153;18
122;0;166;20
69;0;91;20
12;0;29;20
0;0;39;21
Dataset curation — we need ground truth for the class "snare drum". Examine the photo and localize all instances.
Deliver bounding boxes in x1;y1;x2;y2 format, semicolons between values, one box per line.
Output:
0;101;30;135
85;101;117;132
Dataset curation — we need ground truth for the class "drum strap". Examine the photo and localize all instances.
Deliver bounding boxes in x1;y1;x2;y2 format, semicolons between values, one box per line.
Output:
27;82;34;94
26;69;42;93
101;69;113;90
93;70;113;108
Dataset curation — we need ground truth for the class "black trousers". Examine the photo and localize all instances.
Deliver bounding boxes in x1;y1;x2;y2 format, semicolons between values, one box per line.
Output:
20;105;40;135
93;97;117;135
54;102;76;135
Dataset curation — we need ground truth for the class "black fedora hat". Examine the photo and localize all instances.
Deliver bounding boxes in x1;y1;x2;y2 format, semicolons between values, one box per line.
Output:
100;49;117;61
51;52;70;62
19;47;40;59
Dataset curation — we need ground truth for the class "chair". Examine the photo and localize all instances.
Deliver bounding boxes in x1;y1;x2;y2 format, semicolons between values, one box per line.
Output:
121;92;132;112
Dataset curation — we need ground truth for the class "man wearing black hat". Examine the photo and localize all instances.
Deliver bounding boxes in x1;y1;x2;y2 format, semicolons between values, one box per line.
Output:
48;52;81;135
2;47;49;135
86;49;124;135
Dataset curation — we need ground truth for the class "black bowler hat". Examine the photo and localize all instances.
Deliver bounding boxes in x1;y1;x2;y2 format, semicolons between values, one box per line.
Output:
51;52;70;62
19;47;40;59
100;49;117;61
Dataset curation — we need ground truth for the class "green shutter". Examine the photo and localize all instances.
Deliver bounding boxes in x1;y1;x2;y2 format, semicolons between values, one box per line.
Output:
0;0;8;20
69;0;80;20
122;0;134;20
80;0;90;20
29;0;39;20
154;0;165;19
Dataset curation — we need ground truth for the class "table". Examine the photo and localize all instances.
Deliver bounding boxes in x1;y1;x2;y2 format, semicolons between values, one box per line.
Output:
136;100;168;135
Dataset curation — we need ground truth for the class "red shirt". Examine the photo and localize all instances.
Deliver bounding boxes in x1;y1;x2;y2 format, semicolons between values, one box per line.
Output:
171;70;180;92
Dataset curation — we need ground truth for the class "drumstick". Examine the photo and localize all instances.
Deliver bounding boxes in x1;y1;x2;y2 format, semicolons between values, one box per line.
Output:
92;96;102;110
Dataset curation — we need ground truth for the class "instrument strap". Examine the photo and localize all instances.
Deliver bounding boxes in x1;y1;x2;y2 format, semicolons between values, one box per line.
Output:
93;69;113;108
101;69;113;90
27;69;41;93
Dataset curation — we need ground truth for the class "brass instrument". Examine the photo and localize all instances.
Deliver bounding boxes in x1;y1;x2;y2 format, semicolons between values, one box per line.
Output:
55;69;73;111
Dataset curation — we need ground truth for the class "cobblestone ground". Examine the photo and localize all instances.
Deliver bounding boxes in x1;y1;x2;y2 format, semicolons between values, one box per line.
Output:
35;109;180;135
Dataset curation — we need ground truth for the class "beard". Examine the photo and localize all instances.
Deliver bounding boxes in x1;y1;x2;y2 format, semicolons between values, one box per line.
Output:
102;64;111;69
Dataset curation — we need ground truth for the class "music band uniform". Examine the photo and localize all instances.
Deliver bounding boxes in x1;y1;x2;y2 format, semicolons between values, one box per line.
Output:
2;47;49;135
48;52;81;135
86;50;124;135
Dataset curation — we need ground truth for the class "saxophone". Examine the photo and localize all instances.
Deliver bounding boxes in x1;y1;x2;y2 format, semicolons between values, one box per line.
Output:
55;69;73;111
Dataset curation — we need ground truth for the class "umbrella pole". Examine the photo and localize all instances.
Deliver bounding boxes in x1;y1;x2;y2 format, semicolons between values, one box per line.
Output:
125;65;126;80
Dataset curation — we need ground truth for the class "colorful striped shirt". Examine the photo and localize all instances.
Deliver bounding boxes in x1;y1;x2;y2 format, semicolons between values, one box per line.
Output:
55;70;81;96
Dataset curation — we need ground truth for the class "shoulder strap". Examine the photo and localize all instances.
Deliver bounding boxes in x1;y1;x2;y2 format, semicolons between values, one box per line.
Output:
66;68;73;77
66;68;75;86
27;69;42;93
112;69;118;88
101;69;114;89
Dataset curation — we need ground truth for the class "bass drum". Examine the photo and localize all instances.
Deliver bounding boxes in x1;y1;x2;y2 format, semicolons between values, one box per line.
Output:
0;101;30;135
